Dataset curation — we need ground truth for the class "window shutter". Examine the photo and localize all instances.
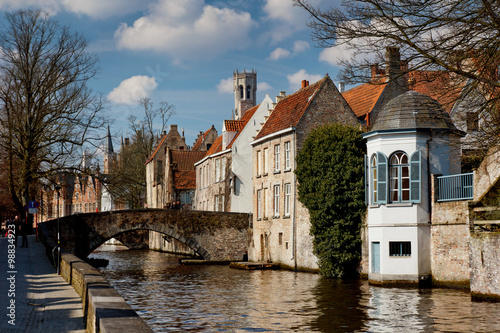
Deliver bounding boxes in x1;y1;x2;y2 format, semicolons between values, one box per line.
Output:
364;154;369;205
410;150;421;203
377;152;388;204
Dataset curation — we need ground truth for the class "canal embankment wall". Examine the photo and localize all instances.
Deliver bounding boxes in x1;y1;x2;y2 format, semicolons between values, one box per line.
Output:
37;224;153;333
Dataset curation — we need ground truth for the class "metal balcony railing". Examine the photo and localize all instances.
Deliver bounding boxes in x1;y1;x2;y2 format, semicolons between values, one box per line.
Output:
437;173;473;202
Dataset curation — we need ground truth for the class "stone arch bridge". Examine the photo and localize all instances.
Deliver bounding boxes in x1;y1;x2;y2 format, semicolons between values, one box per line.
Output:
38;209;252;261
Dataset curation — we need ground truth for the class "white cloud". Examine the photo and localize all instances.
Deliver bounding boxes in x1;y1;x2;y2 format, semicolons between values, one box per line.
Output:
262;0;324;43
319;45;355;66
287;69;323;91
61;0;152;19
217;77;233;94
0;0;151;18
258;82;272;91
108;75;158;105
0;0;60;15
114;0;257;62
268;48;291;60
293;40;309;54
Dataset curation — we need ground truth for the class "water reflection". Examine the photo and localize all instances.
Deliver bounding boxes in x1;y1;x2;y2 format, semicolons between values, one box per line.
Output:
90;246;500;332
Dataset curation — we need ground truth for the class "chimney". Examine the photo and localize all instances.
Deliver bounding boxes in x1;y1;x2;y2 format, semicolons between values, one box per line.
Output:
276;91;286;103
385;46;401;80
301;80;309;88
338;82;345;93
170;124;178;132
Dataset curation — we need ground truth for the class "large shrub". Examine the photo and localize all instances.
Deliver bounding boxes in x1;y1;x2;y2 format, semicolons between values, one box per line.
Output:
295;123;365;278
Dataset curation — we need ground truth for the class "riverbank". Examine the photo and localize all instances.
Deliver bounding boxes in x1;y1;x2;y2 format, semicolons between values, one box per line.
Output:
0;235;85;332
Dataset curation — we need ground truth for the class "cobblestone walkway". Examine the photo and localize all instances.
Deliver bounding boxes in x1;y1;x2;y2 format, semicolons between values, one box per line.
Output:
0;235;85;332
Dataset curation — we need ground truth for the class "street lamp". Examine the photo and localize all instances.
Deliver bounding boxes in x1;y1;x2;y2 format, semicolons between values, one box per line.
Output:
53;184;62;274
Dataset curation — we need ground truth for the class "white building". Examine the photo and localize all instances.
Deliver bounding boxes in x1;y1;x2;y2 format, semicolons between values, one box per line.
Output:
363;91;463;285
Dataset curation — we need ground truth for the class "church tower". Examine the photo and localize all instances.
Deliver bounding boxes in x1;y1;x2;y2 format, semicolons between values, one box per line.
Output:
233;69;257;120
103;124;117;174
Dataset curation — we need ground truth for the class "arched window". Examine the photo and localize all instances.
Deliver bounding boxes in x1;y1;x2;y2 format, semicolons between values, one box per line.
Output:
239;85;244;99
246;85;251;99
389;152;410;202
371;155;378;203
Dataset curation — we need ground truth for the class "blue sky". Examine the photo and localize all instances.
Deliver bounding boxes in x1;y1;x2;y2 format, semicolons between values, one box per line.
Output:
0;0;349;149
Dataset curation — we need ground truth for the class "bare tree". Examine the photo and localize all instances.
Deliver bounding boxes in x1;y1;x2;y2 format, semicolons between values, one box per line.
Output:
105;98;175;209
0;10;106;216
295;0;500;150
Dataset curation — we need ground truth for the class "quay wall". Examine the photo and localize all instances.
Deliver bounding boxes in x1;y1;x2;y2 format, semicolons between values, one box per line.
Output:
430;199;471;288
470;232;500;301
37;223;152;333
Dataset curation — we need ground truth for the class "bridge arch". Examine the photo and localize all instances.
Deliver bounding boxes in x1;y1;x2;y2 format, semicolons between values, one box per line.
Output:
38;209;251;261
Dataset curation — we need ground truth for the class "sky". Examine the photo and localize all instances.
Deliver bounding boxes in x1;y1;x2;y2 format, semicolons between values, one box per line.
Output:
0;0;349;152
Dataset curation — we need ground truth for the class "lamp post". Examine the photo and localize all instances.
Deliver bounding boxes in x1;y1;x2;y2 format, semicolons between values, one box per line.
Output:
53;184;62;274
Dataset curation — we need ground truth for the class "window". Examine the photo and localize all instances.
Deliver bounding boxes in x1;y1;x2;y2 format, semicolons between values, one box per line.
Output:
389;152;410;202
257;190;262;219
466;111;479;131
389;241;411;256
273;185;280;217
239;85;243;98
215;195;219;212
279;232;283;246
285;141;291;169
257;150;261;176
180;192;191;204
221;195;225;212
274;145;280;171
215;158;221;182
371;155;378;204
263;148;268;175
246;85;251;99
221;157;226;181
284;183;291;216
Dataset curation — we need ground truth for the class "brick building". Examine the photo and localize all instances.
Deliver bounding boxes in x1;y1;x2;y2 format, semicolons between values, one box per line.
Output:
249;75;359;271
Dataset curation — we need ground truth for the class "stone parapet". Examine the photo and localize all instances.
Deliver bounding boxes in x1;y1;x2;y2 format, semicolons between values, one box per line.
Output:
60;252;153;333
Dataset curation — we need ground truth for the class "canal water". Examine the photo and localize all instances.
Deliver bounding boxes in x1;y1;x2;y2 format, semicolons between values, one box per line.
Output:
89;245;500;332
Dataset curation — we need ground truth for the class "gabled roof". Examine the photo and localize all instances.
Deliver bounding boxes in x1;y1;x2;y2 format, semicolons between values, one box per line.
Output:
170;150;206;170
342;80;387;118
174;170;196;190
205;135;223;156
145;135;167;165
227;103;260;148
255;77;327;140
192;126;214;151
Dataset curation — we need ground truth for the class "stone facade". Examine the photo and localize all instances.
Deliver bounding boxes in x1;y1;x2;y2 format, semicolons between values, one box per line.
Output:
470;232;500;300
145;125;189;209
250;76;359;271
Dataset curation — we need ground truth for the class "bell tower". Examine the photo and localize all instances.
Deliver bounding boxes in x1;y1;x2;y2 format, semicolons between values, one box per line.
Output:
233;69;257;120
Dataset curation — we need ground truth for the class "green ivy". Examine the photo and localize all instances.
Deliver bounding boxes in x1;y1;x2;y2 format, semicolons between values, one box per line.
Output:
295;124;366;278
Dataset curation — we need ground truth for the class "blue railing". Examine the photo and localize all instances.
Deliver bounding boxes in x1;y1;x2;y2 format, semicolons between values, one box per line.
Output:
437;173;473;202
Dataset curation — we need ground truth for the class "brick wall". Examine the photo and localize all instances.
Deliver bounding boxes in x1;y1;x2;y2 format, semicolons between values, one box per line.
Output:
470;232;500;301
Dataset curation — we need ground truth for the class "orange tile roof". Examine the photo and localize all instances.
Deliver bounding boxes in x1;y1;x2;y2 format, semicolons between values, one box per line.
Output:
224;120;245;132
170;150;206;170
408;71;463;113
205;135;223;156
192;126;214;151
174;170;196;189
145;134;167;165
255;78;327;140
227;103;260;148
342;80;387;118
